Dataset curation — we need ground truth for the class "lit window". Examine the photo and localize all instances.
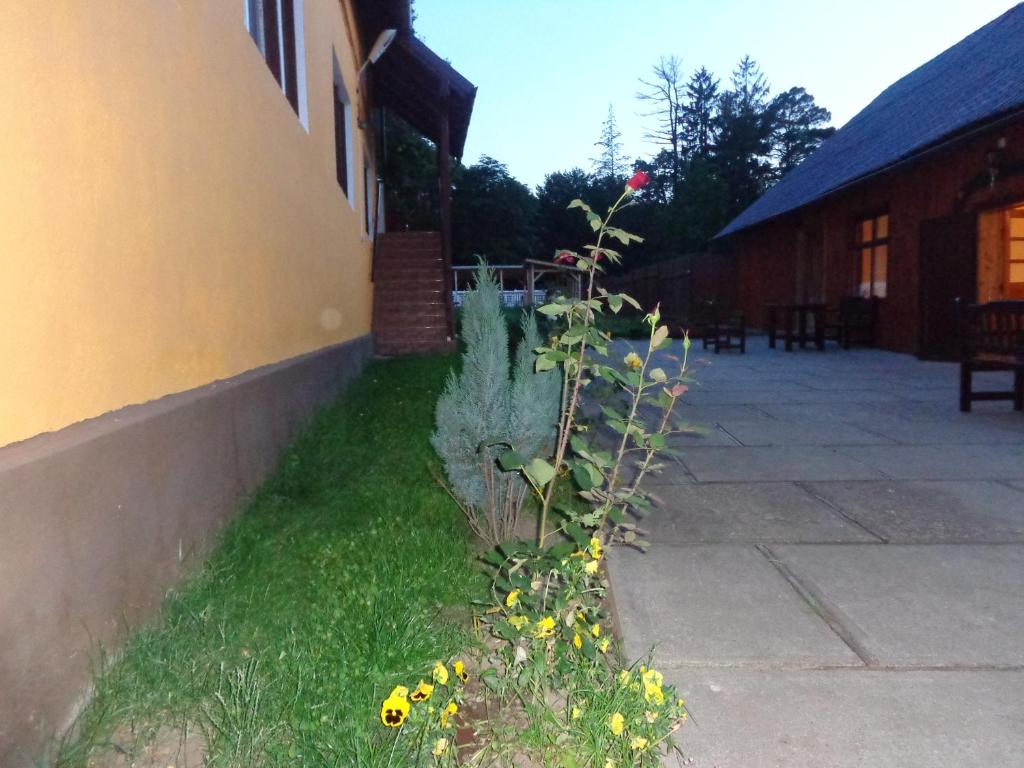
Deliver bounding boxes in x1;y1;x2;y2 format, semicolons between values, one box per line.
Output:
245;0;305;120
856;212;889;298
1008;206;1024;286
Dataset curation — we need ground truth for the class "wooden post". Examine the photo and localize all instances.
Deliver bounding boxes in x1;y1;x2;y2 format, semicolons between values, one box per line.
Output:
526;262;535;306
437;75;454;341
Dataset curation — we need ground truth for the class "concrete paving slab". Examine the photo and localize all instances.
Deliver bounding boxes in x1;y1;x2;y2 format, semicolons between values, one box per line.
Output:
804;480;1024;542
608;546;862;667
645;482;877;544
720;419;894;447
680;446;887;482
834;444;1024;480
665;669;1024;768
847;416;1024;445
674;404;774;422
773;544;1024;665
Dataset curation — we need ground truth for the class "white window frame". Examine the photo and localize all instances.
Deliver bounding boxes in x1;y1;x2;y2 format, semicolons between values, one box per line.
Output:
333;55;355;207
244;0;308;131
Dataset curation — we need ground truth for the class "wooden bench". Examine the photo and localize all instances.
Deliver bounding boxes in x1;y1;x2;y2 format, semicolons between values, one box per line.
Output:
824;296;879;350
957;300;1024;412
698;300;746;354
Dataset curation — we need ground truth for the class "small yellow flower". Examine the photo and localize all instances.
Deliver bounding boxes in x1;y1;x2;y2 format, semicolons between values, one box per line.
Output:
410;680;434;702
589;536;603;560
591;623;601;638
505;589;521;607
618;669;632;686
453;660;469;683
584;559;599;576
573;632;582;649
642;667;665;704
432;737;448;757
571;705;582;720
598;637;610;653
440;702;458;728
508;615;530;630
534;615;556;638
380;687;410;727
432;662;449;685
630;736;649;750
609;711;625;736
624;351;643;371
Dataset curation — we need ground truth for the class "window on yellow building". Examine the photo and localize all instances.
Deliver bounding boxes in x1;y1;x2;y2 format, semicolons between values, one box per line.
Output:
333;75;353;201
245;0;304;119
856;211;889;298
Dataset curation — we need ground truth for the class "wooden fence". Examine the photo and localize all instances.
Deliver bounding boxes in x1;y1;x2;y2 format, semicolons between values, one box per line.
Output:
601;252;739;327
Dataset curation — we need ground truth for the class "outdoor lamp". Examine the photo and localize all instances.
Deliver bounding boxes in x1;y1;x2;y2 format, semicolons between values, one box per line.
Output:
359;28;397;75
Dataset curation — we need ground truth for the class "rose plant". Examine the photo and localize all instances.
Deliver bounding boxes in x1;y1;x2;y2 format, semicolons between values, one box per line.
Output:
468;170;693;765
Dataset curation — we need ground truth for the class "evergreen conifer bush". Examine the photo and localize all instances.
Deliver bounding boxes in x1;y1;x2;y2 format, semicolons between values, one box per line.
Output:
432;264;560;545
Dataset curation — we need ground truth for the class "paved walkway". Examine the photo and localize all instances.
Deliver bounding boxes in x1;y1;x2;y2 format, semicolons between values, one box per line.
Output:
607;336;1024;768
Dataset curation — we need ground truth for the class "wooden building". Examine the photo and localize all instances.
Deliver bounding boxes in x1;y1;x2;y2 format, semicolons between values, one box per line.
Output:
716;4;1024;358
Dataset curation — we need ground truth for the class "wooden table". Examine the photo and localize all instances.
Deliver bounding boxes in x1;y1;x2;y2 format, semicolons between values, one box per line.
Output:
767;303;829;351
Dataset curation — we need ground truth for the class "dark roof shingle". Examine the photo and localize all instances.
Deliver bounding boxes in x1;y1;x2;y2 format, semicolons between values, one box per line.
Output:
716;3;1024;238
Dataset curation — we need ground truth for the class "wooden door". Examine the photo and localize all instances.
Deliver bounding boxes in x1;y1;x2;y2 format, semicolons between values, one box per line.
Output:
918;212;977;359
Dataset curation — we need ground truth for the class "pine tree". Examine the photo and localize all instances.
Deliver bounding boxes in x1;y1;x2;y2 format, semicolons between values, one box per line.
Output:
714;56;776;214
680;66;719;159
591;105;630;180
769;87;835;176
432;264;560;544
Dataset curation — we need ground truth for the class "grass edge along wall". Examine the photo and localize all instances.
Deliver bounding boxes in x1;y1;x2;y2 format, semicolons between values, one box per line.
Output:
0;1;378;764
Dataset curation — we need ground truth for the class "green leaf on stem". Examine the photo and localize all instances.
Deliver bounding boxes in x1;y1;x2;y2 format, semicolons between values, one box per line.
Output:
524;458;556;487
498;450;525;471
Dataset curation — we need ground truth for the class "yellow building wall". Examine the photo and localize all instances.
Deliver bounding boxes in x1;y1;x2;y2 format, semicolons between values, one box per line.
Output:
0;0;374;447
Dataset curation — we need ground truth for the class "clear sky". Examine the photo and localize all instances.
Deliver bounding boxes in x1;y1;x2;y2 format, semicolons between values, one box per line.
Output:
413;0;1020;189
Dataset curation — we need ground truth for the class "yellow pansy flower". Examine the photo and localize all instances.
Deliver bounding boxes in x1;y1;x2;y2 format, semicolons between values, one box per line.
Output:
598;637;610;653
505;589;521;607
432;662;449;685
508;615;530;630
432;737;448;756
410;680;434;702
534;615;556;638
591;623;601;638
584;559;599;575
571;705;582;720
573;632;582;649
589;537;603;560
630;736;649;750
642;667;665;704
453;660;469;683
609;711;625;736
440;702;458;728
380;686;410;727
624;352;643;371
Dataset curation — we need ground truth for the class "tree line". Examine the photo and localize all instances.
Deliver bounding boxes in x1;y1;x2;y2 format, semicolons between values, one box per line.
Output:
383;55;834;269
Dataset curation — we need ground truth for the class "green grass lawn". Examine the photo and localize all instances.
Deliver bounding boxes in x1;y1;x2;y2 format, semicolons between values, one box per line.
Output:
59;354;483;767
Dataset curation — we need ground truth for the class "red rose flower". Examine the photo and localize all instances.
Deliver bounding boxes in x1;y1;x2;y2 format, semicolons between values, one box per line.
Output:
626;170;650;191
555;250;575;265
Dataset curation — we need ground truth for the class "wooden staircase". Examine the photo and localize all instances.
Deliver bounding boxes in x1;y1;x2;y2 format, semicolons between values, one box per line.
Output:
372;231;455;356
